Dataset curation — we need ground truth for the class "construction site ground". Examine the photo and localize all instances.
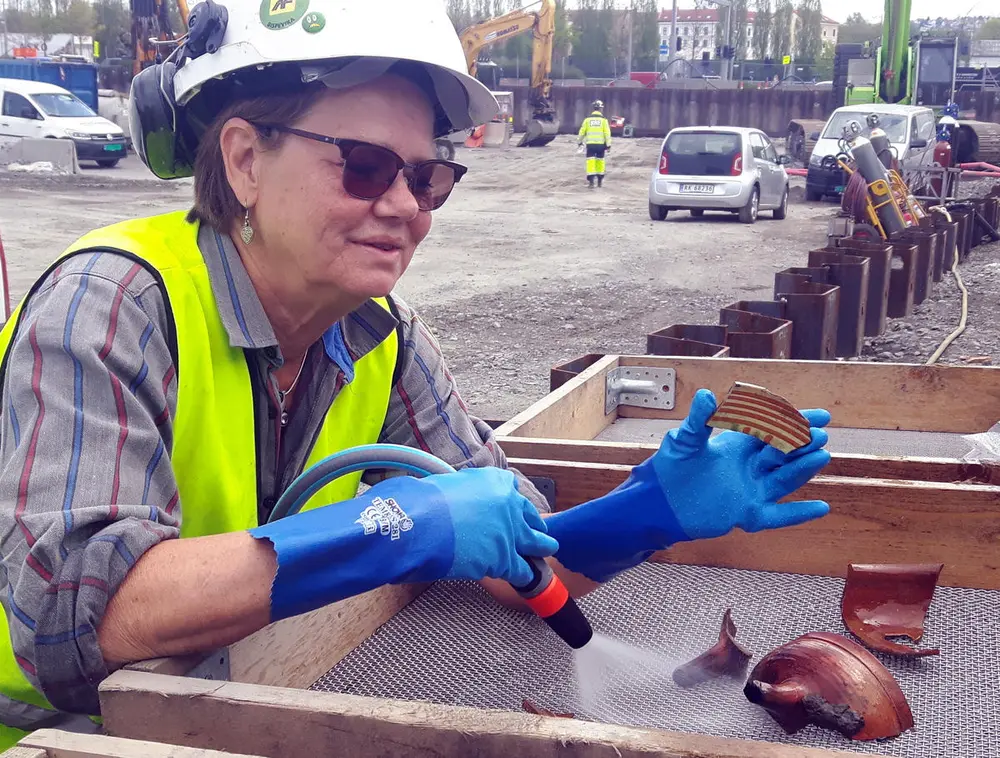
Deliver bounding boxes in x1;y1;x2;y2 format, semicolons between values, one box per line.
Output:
2;137;998;421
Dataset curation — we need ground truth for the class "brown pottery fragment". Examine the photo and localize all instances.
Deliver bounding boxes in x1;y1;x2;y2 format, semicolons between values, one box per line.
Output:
672;608;753;688
522;699;574;718
841;563;943;657
707;382;812;453
744;631;914;741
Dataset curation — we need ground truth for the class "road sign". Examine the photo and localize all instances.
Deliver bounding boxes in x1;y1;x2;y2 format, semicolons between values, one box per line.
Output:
782;55;791;65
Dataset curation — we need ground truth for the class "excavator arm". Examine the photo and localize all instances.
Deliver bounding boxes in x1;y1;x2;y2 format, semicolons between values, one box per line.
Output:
458;0;558;147
528;0;555;102
461;11;538;79
131;0;190;75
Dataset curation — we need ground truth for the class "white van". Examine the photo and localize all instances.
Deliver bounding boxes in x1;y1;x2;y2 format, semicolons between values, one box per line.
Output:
0;78;128;168
805;103;937;201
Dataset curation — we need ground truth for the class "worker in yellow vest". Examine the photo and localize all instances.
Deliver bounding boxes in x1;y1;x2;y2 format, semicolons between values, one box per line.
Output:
0;0;832;748
577;100;612;187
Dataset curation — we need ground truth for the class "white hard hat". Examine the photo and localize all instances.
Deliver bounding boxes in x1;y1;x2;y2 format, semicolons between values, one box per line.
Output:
173;0;497;132
938;115;958;126
130;0;498;179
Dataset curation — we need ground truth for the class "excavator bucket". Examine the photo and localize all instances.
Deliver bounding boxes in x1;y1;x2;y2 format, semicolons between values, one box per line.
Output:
519;118;560;147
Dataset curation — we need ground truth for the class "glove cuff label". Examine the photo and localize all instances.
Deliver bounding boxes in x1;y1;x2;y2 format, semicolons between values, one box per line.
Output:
356;496;414;542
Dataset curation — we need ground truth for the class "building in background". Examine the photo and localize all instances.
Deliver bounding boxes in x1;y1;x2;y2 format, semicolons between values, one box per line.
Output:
970;39;1000;69
657;8;839;62
0;33;95;62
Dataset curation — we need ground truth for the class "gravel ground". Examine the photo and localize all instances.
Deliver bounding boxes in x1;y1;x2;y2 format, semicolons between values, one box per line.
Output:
860;179;1000;367
0;138;835;420
1;141;998;421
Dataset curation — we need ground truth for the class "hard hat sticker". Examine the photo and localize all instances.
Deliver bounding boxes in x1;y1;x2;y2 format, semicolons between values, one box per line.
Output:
260;0;309;30
302;12;325;33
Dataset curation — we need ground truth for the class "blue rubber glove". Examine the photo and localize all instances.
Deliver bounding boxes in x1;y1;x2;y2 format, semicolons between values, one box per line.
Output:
249;467;558;621
546;388;832;583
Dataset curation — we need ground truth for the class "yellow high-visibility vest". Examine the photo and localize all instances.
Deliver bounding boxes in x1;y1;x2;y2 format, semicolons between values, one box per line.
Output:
0;211;397;747
579;111;611;146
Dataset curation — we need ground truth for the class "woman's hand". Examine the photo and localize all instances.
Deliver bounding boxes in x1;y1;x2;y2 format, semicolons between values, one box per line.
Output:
249;467;559;622
651;388;832;538
544;388;832;584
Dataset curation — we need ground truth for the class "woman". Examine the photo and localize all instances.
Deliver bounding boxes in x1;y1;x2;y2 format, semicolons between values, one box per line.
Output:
0;0;833;746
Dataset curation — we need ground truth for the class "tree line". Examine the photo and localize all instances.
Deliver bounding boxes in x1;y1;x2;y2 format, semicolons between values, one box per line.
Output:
446;0;831;79
2;0;146;63
445;0;662;80
6;0;836;80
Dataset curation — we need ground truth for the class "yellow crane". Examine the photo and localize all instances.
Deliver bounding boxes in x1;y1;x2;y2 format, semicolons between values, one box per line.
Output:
459;0;559;147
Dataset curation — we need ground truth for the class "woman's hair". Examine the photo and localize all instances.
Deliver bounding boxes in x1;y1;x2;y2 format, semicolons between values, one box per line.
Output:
187;84;326;230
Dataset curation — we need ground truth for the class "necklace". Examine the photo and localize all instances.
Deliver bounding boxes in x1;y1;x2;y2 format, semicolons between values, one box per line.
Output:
277;356;306;427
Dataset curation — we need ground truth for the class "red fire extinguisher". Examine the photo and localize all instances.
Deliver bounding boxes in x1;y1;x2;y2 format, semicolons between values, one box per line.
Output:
931;140;952;198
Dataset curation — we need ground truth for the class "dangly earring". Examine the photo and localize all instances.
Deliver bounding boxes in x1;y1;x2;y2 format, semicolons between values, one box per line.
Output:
240;203;255;245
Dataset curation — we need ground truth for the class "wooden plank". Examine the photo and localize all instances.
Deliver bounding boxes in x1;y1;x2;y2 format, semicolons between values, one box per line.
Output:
125;653;206;677
15;729;265;757
0;748;46;758
494;355;619;440
228;584;426;688
126;585;425;687
510;458;1000;590
100;670;878;758
501;438;1000;484
501;437;656;464
606;356;1000;433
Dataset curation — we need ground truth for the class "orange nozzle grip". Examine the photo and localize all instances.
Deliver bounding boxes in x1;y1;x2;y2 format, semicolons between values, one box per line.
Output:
524;575;570;619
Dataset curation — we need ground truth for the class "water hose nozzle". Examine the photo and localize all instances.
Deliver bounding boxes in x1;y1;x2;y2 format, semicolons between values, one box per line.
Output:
513;555;594;649
270;444;595;649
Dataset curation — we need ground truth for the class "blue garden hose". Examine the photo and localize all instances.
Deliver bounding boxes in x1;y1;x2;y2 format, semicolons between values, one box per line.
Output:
268;444;457;522
268;443;594;649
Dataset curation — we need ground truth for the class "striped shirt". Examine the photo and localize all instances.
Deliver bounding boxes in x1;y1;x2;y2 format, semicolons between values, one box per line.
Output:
0;222;547;719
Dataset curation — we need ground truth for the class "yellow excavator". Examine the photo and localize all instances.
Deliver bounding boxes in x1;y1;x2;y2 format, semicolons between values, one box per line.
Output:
459;0;560;147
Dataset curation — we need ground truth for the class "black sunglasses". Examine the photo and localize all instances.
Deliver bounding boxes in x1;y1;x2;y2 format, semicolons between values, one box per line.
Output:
251;123;468;211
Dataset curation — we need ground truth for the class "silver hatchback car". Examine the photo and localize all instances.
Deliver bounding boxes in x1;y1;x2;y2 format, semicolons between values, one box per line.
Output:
648;127;791;224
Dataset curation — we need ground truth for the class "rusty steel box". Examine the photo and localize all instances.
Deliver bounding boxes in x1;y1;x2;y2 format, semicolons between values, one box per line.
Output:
895;228;937;305
773;271;841;361
887;241;918;319
831;238;891;338
807;250;870;358
718;302;792;360
646;324;730;359
549;353;606;392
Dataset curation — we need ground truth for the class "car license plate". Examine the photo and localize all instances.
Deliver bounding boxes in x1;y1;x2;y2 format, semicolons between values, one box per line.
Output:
103;144;124;152
680;183;713;194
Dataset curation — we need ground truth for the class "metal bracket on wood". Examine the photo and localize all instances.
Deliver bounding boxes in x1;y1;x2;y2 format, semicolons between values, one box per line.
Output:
186;647;231;681
605;367;675;415
528;476;557;510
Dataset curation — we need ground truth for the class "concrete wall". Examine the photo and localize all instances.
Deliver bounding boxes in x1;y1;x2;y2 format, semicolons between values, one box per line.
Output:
511;86;1000;138
98;90;132;142
0;137;79;174
510;85;836;139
